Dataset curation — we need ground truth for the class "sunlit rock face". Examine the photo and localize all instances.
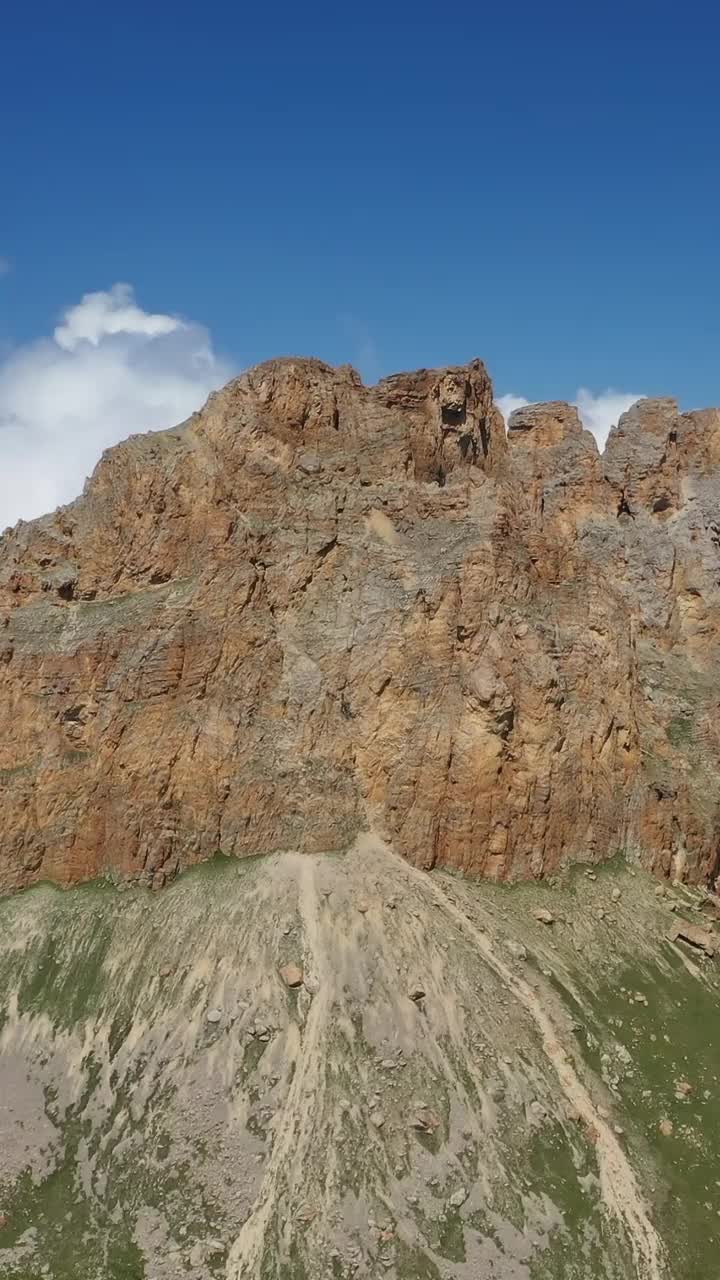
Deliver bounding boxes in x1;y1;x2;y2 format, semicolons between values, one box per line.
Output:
1;357;720;892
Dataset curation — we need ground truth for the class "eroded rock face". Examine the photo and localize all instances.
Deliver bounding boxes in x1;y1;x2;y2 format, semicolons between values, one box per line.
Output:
1;356;719;891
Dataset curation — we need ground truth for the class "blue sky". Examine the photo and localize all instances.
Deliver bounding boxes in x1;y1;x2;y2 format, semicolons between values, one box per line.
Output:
1;0;719;523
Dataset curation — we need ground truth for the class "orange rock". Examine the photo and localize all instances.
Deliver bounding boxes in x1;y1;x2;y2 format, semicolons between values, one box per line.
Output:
0;358;719;891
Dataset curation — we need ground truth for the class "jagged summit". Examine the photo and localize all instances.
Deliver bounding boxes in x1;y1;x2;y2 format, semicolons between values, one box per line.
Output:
1;357;719;892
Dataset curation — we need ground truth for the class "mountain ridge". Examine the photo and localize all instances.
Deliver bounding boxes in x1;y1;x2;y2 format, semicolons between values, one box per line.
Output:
1;356;719;892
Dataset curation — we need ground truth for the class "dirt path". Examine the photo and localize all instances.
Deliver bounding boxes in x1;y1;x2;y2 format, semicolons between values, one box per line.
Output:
390;845;667;1280
229;836;667;1279
226;858;332;1278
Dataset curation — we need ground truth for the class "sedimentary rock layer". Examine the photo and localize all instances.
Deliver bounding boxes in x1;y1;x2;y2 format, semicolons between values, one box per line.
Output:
1;357;719;890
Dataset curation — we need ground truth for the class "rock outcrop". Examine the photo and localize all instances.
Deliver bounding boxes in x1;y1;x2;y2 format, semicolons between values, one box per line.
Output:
1;356;719;892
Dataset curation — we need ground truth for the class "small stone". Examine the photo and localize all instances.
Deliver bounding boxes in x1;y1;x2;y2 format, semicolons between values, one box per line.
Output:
297;451;321;475
0;1213;8;1230
675;1079;693;1098
448;1187;468;1208
411;1107;441;1132
408;983;426;1002
370;1110;385;1128
206;1008;222;1024
659;1118;674;1136
159;965;172;979
533;907;554;925
611;888;622;902
505;941;527;961
279;963;304;988
357;900;370;913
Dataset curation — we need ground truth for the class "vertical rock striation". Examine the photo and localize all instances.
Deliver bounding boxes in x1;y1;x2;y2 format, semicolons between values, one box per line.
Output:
0;357;719;891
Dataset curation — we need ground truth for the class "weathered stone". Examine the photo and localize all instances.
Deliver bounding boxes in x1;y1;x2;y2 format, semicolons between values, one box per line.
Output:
669;921;718;956
410;1107;441;1132
505;942;528;961
279;963;304;988
448;1187;468;1208
1;357;720;891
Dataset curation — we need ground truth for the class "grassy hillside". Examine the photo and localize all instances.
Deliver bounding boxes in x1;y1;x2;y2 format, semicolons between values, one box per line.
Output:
0;839;717;1280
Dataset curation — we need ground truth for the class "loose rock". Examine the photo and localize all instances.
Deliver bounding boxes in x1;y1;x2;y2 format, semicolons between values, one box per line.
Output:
411;1107;441;1133
669;920;718;956
279;962;304;988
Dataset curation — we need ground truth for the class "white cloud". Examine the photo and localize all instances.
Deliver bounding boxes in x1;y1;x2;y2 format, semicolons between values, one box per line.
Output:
574;388;645;449
496;388;645;449
495;393;530;423
0;284;232;531
53;283;182;351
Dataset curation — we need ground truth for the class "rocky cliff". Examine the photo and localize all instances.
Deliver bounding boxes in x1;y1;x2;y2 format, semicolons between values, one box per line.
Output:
1;357;719;892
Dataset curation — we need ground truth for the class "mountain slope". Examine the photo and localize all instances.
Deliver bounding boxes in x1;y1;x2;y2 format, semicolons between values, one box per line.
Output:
1;841;719;1279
